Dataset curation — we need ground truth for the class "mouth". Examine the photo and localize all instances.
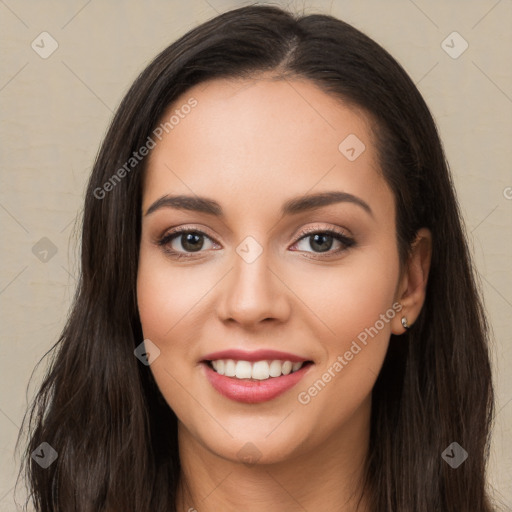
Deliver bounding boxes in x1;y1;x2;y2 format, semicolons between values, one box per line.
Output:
205;358;313;380
201;357;314;404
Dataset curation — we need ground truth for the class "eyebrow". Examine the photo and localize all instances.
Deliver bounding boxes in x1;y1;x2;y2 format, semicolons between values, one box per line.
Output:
144;191;373;218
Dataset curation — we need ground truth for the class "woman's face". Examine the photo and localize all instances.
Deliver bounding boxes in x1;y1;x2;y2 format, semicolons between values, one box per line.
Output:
137;76;403;465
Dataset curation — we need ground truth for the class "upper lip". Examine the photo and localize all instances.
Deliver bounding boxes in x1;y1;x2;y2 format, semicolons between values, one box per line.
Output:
201;349;311;363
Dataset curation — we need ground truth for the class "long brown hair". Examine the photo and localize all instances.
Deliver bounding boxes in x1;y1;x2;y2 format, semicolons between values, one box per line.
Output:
17;5;495;511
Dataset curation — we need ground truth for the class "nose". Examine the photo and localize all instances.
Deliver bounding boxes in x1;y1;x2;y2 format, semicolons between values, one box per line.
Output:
216;245;291;328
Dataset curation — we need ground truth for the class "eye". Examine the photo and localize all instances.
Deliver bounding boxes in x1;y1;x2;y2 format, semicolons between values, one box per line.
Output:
290;227;355;257
157;227;218;259
156;225;355;260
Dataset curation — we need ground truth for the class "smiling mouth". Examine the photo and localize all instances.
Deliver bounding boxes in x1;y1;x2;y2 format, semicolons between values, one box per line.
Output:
204;359;314;381
202;358;314;404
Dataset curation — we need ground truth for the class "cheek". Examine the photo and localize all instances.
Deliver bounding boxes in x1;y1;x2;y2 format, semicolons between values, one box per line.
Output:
293;243;399;345
293;245;399;432
136;250;223;407
136;253;208;422
136;251;212;342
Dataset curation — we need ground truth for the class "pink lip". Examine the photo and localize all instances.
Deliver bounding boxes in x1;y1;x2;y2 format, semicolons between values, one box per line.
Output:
202;361;313;404
201;349;310;363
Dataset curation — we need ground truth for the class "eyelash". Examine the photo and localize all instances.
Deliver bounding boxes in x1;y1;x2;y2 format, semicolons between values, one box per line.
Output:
156;225;356;260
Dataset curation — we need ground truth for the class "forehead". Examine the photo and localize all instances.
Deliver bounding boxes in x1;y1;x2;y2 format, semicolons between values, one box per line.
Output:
142;77;392;218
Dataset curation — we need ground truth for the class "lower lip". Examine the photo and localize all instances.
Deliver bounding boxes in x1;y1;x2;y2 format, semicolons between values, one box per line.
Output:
202;362;312;403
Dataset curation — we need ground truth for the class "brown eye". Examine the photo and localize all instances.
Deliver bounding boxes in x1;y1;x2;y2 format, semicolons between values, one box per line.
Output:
291;228;355;256
303;233;335;253
175;232;206;252
157;229;217;257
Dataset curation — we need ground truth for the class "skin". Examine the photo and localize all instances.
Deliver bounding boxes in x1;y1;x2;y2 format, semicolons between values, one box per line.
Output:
137;76;432;512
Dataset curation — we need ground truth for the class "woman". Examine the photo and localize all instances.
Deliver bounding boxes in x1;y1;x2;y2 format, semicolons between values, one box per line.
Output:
18;5;495;511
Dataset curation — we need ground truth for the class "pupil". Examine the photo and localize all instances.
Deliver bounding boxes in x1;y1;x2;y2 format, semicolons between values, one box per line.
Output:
182;233;203;252
311;234;332;253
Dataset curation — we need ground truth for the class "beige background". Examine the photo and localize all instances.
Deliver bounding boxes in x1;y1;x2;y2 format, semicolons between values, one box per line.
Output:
1;0;511;510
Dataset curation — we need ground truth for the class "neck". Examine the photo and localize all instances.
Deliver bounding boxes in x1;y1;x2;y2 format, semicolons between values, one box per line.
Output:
175;398;372;512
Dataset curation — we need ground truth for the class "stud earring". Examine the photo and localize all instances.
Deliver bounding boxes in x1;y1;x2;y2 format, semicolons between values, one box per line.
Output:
401;317;410;329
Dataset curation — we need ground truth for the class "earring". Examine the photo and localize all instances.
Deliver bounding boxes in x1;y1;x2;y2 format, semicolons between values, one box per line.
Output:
401;316;410;329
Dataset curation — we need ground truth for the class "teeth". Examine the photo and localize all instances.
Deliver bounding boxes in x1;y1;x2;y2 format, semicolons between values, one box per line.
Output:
225;359;236;377
269;360;282;377
209;359;306;380
281;361;292;375
235;360;252;379
215;360;224;374
252;361;269;380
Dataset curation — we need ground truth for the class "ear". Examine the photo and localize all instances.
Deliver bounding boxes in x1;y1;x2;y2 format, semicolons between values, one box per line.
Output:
391;228;432;335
